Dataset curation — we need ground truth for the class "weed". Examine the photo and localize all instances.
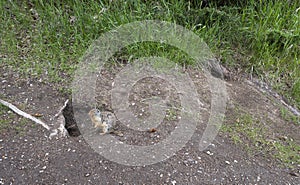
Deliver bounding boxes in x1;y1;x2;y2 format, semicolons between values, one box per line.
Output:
166;108;178;121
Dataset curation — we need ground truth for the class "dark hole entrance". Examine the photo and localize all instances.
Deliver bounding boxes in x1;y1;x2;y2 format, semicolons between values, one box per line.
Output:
62;101;81;137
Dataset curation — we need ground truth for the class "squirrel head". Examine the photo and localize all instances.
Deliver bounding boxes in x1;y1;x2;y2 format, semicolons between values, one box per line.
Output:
89;108;101;117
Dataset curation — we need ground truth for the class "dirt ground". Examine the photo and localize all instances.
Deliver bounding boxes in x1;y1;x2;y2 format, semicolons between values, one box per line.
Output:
0;64;299;184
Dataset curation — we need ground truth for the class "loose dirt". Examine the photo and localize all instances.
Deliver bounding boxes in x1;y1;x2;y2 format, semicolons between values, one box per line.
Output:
0;64;299;184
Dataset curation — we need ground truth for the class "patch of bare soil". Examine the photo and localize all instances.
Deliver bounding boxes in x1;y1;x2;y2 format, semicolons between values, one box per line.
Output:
0;64;299;184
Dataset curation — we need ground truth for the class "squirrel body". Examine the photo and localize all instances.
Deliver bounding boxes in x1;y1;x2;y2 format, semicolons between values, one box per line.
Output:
88;109;122;136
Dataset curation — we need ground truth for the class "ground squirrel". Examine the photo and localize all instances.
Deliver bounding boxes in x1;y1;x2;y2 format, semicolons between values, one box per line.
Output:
88;108;123;136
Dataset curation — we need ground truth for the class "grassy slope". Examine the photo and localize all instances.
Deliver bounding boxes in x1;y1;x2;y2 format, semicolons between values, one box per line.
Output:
1;0;299;107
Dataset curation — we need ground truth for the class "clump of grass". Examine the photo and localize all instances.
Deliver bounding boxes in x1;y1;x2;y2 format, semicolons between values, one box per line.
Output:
222;113;267;151
280;107;300;125
222;112;300;167
0;104;11;131
0;103;31;135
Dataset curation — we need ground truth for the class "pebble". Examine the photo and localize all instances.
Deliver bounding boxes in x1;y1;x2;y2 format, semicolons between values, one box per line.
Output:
206;151;213;156
257;176;261;181
289;172;300;177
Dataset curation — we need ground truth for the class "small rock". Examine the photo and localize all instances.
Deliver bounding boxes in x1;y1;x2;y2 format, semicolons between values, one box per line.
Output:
183;161;189;166
257;176;261;181
187;158;194;162
84;173;91;177
206;151;213;156
289;172;299;177
278;135;288;141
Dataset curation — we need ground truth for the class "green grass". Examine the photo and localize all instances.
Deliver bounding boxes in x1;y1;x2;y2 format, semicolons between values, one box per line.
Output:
0;103;30;135
280;107;300;125
222;112;300;167
222;113;267;150
166;108;178;121
0;0;299;106
0;104;11;131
